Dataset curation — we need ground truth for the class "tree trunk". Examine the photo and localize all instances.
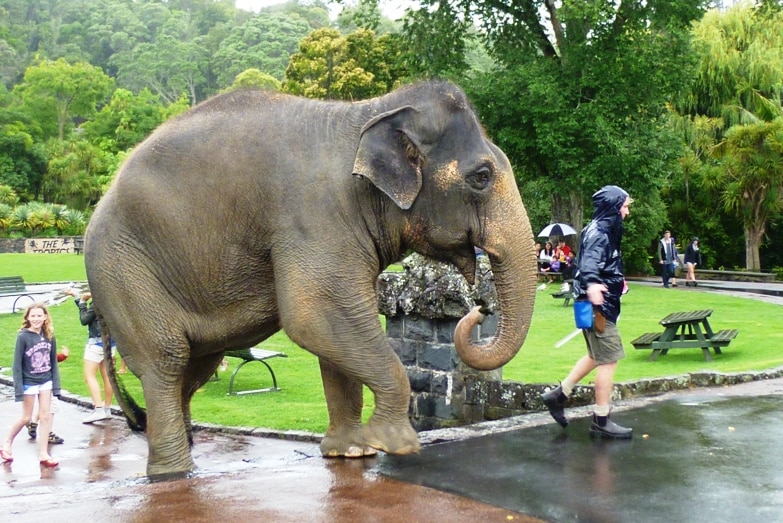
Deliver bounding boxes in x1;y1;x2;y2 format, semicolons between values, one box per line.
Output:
745;223;764;271
551;190;584;250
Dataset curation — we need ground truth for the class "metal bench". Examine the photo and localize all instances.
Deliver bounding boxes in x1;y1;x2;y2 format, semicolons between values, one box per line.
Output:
0;276;35;313
223;348;288;395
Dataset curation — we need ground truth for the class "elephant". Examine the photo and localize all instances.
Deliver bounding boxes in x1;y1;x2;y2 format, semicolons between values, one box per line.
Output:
84;80;537;478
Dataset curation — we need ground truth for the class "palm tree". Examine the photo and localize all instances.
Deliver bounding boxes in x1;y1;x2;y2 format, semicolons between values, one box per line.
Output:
0;185;18;205
708;119;783;270
0;204;13;235
677;4;783;270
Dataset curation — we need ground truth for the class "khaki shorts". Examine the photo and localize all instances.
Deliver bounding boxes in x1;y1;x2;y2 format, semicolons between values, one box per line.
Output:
583;321;625;365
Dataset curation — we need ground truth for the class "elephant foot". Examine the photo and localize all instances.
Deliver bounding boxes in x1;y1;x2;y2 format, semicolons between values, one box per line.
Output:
320;426;378;458
362;417;420;455
146;452;196;479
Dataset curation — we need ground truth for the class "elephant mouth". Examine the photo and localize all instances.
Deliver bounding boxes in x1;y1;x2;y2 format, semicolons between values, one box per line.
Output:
449;245;479;285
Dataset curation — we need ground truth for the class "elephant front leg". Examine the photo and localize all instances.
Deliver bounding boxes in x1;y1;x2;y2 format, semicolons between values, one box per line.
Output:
319;358;377;458
360;353;420;456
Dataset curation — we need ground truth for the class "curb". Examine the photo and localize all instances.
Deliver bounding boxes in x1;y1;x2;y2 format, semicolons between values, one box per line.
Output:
6;366;783;447
0;373;322;444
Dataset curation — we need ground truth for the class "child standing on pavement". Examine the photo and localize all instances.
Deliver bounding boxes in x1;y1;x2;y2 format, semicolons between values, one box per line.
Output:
1;303;62;467
27;345;70;444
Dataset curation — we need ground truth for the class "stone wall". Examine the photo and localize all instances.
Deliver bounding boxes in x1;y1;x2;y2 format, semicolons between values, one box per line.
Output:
0;237;83;254
378;253;504;430
0;238;25;254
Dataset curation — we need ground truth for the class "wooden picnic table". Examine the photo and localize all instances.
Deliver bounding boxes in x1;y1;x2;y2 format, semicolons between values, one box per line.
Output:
630;309;738;361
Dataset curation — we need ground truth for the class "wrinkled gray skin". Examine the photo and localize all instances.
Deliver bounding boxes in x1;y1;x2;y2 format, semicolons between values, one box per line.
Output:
85;81;537;478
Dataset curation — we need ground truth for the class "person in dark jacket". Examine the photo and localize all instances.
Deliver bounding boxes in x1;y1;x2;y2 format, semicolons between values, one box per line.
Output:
659;230;680;288
540;185;633;439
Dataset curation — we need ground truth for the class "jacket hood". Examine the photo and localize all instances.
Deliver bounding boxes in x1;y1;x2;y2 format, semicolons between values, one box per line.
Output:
591;185;628;245
591;185;629;221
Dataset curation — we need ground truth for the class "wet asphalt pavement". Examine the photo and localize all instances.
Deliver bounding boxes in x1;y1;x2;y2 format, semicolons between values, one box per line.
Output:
1;281;782;522
2;378;782;522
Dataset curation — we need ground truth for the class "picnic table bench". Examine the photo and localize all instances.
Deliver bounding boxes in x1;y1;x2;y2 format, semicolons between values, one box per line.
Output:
0;276;35;313
222;347;288;395
631;309;738;361
551;281;576;306
538;271;565;282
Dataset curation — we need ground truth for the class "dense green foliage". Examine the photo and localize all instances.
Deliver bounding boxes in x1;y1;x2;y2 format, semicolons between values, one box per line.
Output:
0;0;781;272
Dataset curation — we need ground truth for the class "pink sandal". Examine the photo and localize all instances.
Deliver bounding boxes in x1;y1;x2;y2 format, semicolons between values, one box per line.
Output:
0;449;13;463
39;457;59;468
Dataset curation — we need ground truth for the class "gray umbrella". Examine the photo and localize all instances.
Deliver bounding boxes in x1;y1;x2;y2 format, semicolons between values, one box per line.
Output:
537;223;578;237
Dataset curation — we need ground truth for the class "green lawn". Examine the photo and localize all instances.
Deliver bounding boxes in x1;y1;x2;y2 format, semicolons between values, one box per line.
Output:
2;253;781;434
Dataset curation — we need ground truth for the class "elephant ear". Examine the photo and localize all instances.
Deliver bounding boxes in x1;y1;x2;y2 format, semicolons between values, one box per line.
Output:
352;106;423;210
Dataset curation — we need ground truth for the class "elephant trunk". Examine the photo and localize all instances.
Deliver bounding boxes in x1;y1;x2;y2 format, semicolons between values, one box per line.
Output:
454;196;537;371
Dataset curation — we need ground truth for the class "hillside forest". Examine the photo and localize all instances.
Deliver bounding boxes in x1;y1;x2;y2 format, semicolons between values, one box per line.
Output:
1;0;782;275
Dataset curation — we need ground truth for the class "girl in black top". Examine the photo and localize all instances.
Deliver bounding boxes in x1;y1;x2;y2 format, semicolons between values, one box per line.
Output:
684;237;703;287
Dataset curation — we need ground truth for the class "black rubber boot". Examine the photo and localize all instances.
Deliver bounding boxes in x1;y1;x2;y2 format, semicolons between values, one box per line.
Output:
541;386;569;427
589;414;633;439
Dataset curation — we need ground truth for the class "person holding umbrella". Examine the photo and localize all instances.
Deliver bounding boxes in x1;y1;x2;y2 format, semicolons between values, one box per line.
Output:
540;185;634;439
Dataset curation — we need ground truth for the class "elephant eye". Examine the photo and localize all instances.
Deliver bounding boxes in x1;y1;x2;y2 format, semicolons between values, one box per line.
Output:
466;166;492;191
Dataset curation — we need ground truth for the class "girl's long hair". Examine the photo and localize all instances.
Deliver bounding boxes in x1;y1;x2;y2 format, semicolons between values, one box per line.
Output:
21;302;54;339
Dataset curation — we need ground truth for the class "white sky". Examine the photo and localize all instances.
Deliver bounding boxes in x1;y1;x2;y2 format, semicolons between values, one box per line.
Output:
234;1;414;20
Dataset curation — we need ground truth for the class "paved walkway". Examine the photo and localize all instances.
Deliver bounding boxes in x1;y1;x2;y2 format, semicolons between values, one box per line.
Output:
2;377;781;522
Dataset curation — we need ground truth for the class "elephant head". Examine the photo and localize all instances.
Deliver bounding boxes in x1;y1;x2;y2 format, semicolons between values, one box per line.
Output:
353;82;537;371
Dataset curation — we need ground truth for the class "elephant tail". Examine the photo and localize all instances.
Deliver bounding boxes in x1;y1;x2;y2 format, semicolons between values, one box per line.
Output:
97;308;147;432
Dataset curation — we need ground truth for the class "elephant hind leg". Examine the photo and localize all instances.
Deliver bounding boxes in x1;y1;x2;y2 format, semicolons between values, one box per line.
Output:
137;341;196;477
318;359;377;458
180;353;224;446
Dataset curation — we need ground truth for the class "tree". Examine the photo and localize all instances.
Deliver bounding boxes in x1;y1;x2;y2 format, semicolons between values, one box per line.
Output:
13;58;113;141
41;138;109;210
381;0;706;273
673;3;783;270
708;120;783;270
283;28;412;100
112;11;210;105
0;122;48;199
225;68;280;91
210;11;314;87
81;88;168;154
